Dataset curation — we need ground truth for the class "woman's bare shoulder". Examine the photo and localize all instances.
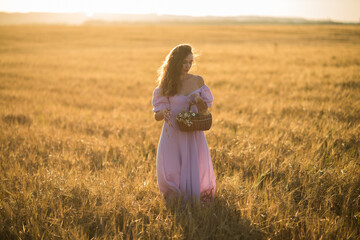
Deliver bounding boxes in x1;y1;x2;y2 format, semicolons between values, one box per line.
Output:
190;74;205;87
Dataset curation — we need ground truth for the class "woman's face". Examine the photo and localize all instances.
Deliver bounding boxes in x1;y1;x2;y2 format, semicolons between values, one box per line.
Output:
181;53;193;74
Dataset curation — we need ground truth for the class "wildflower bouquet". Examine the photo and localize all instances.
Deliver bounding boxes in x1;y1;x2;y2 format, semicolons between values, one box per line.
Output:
176;108;212;132
176;110;197;127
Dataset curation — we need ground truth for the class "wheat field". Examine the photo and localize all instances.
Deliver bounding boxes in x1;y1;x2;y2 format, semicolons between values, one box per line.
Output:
0;24;359;239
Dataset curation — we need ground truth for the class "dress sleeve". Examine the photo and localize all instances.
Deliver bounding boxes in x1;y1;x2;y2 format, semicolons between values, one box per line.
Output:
152;87;170;112
199;85;213;108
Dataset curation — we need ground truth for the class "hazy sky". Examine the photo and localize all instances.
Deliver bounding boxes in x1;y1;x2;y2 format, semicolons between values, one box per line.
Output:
0;0;359;22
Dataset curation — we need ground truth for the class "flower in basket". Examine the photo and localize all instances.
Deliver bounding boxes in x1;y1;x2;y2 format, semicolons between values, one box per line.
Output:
176;110;198;127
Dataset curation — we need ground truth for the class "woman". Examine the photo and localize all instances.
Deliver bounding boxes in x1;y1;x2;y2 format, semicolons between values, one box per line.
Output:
152;44;215;202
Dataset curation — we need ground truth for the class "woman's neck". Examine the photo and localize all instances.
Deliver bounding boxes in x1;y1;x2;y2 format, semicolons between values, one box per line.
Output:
180;73;190;81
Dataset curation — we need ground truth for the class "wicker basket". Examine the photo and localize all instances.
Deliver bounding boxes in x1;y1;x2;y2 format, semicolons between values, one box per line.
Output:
177;103;212;132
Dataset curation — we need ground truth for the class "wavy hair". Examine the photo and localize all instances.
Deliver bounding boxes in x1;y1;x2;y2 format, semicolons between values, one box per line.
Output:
157;44;194;97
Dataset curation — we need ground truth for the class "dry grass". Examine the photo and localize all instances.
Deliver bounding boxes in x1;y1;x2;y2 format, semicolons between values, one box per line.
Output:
0;24;359;239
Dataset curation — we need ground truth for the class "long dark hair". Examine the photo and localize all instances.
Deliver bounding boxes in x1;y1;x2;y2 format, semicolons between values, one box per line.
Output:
157;44;193;97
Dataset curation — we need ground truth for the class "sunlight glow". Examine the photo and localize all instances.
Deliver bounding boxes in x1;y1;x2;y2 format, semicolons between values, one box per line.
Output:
0;0;359;22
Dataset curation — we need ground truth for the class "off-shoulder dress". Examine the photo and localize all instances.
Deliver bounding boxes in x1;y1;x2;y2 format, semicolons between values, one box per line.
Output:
152;84;216;201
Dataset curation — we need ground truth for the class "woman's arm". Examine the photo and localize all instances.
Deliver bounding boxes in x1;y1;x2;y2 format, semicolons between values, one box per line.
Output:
194;95;208;114
189;94;208;114
192;75;209;114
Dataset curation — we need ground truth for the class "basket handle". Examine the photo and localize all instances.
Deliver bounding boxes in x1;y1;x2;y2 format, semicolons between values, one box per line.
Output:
188;102;194;111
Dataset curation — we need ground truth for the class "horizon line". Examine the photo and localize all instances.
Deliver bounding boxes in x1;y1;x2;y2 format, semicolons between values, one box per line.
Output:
0;11;359;24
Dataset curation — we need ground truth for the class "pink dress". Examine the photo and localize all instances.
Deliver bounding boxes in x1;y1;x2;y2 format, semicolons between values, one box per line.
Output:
152;84;216;202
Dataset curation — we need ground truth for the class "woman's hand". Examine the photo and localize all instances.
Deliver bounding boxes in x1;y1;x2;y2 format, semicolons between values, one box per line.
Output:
162;108;171;122
189;93;202;105
154;107;171;122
